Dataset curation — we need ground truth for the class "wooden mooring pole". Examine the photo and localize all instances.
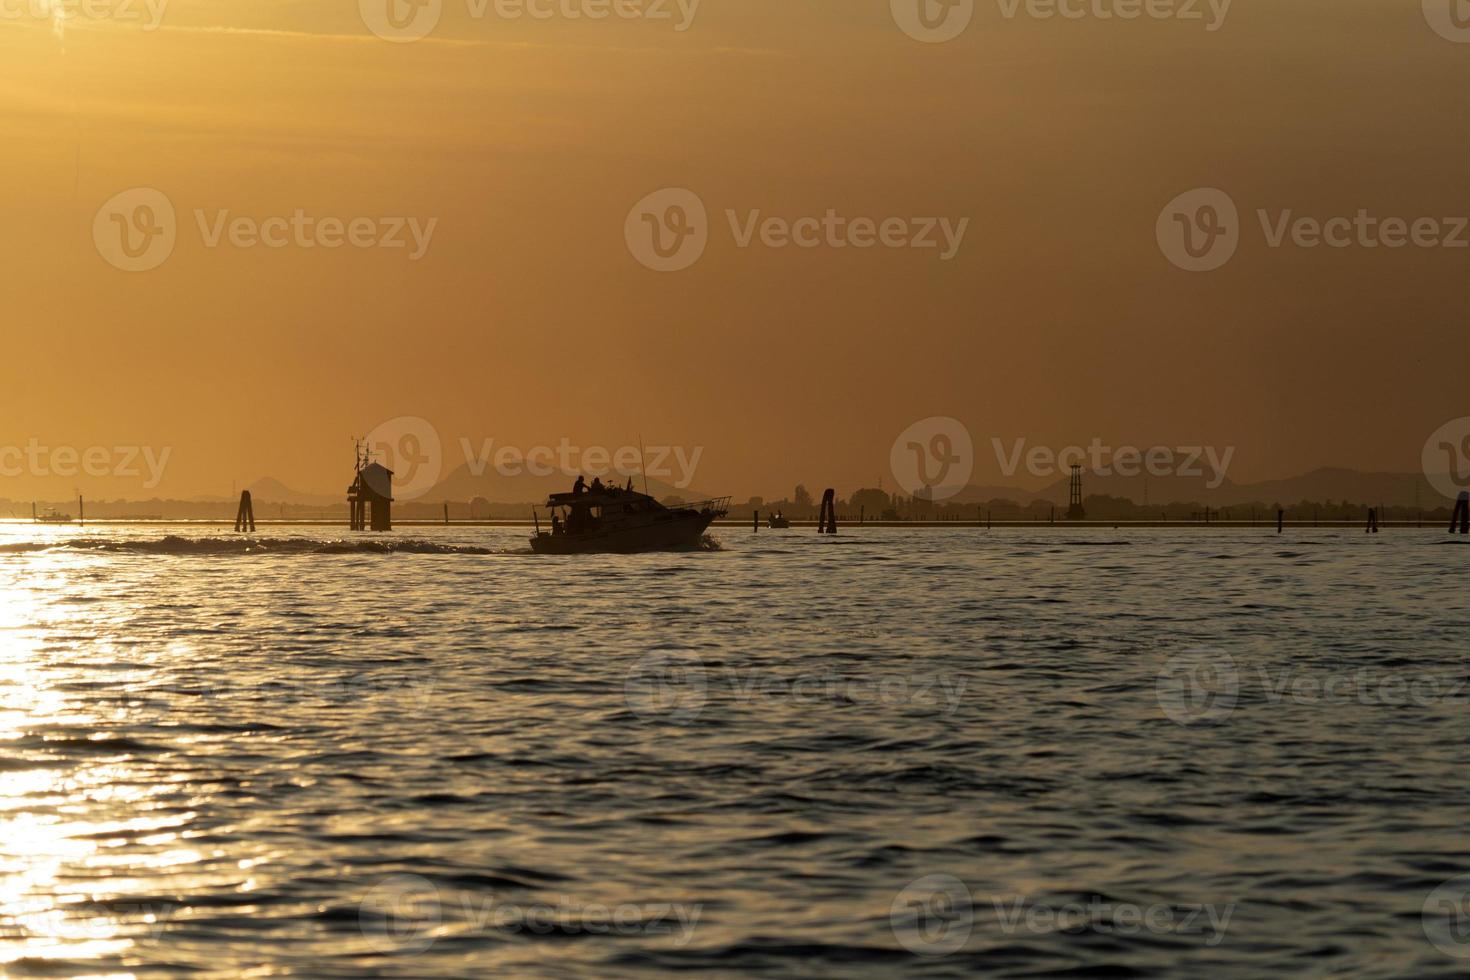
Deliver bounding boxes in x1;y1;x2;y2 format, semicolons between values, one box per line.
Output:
234;490;256;532
1452;492;1470;534
818;489;837;534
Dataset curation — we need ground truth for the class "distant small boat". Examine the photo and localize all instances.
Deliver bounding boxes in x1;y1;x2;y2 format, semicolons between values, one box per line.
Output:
33;506;73;524
531;488;729;554
767;512;791;529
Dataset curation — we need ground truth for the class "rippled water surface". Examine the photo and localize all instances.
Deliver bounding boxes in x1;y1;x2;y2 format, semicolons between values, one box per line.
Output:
1;523;1468;978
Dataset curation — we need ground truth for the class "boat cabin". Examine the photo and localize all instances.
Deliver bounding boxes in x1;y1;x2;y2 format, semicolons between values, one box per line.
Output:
541;488;668;536
531;488;730;553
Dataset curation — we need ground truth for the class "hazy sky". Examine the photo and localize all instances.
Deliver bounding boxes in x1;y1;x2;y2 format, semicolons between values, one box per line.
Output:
3;0;1467;500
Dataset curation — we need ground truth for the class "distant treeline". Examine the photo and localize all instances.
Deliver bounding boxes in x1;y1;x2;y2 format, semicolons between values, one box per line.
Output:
2;489;1456;524
718;487;1456;523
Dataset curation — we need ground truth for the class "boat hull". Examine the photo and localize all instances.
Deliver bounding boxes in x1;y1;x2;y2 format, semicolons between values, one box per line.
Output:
530;511;715;554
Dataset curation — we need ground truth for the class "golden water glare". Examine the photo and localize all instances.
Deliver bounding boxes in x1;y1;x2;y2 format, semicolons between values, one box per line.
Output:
0;536;232;976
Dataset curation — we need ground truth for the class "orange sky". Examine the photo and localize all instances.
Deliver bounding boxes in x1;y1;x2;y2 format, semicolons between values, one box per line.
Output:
2;1;1467;500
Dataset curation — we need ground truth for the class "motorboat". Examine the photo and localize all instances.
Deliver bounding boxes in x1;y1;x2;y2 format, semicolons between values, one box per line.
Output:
531;488;729;554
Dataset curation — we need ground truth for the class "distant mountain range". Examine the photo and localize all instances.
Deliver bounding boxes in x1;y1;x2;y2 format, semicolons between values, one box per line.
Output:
244;477;340;507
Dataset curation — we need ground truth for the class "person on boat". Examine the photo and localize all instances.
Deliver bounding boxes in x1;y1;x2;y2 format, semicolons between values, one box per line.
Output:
626;477;635;492
551;513;563;535
573;475;587;495
590;476;605;493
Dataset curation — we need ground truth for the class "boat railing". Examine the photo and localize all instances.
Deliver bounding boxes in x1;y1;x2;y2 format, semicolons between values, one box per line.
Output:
690;496;731;517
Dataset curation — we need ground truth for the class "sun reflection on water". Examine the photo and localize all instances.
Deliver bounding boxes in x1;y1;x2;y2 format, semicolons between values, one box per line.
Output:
0;546;179;973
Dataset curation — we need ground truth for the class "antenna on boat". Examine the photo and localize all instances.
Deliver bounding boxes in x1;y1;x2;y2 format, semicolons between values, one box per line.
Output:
638;435;650;497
